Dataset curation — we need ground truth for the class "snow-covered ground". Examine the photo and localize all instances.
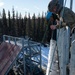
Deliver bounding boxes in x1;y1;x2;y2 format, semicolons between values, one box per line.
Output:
41;46;49;69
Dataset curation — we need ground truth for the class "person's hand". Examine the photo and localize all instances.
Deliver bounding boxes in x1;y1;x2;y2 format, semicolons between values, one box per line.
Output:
56;20;60;25
56;18;63;25
50;25;56;30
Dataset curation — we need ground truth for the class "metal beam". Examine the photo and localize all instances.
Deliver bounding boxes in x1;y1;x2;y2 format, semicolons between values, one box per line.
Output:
59;0;64;6
70;0;73;10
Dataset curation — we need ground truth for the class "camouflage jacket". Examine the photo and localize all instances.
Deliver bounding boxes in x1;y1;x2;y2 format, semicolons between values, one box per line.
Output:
60;7;75;29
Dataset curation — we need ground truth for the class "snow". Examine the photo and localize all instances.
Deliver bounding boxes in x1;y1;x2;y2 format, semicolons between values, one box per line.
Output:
41;46;49;69
5;39;49;69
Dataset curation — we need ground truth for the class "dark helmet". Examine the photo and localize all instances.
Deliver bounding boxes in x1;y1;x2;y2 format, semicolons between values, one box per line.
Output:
48;0;57;11
48;0;63;13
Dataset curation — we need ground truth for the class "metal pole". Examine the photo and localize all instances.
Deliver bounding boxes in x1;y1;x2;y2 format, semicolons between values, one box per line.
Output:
39;44;41;69
8;36;10;43
59;0;64;6
14;37;17;45
70;0;73;10
51;0;64;5
22;38;26;75
28;40;33;75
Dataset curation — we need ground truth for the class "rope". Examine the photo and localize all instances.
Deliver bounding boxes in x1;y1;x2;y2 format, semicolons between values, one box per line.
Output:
41;22;49;43
41;19;51;47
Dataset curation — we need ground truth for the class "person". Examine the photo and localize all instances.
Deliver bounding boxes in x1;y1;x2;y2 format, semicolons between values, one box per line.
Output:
46;11;59;42
48;0;75;31
47;0;75;72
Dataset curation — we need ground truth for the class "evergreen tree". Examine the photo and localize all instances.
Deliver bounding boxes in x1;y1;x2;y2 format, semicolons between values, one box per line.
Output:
15;11;19;36
40;12;45;41
37;13;41;41
21;18;24;36
26;13;32;38
0;12;3;42
43;13;48;43
2;8;8;35
32;13;36;41
18;13;22;36
11;7;16;36
8;10;11;35
23;13;27;38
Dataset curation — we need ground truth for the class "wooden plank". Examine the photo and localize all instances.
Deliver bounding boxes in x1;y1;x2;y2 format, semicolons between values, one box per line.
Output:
0;42;21;75
0;42;14;71
0;45;15;75
3;46;21;75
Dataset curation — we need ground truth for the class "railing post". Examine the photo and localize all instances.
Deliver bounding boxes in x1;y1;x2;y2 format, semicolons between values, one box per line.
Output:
39;44;42;69
14;37;17;45
65;26;70;64
8;36;10;43
70;0;73;10
22;38;26;75
3;35;5;42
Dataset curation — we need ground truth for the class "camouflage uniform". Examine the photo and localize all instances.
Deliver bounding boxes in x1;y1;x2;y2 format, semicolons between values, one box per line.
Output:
61;7;75;29
48;1;75;29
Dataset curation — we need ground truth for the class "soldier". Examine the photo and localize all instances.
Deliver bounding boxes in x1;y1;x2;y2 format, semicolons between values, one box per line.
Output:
48;0;75;32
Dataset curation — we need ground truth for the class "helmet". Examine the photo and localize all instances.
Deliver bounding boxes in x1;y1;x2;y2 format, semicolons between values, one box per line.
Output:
48;0;58;11
48;0;63;12
46;11;52;20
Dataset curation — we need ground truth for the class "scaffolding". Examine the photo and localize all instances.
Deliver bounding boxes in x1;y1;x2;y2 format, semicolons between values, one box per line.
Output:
1;35;42;75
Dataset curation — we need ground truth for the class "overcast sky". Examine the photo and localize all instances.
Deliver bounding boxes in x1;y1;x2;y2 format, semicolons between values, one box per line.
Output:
0;0;75;17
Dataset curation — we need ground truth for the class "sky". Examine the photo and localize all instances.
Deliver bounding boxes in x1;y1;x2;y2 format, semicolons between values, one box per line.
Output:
0;0;75;18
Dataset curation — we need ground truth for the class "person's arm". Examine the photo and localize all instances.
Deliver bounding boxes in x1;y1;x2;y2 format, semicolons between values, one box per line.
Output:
56;21;75;29
50;13;60;30
60;7;75;29
56;22;66;28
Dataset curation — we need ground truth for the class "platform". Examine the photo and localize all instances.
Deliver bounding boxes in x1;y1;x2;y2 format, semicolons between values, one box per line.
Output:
0;42;21;75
